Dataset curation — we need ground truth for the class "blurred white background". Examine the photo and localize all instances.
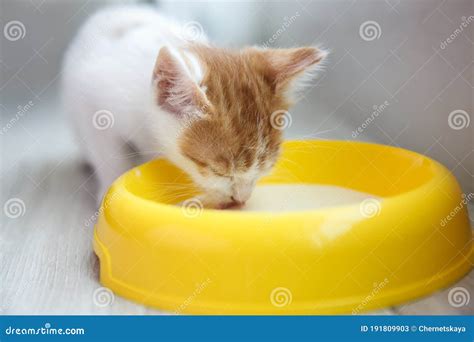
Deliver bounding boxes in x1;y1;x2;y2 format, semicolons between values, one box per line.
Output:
0;0;473;315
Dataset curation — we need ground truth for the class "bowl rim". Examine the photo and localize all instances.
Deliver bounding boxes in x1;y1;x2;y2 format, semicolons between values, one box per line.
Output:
104;139;451;220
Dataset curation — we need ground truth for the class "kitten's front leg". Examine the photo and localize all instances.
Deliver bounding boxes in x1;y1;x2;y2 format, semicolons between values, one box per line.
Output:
84;134;136;203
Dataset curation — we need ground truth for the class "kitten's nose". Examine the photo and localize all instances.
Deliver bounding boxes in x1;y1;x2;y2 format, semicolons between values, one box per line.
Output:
230;196;244;207
231;183;254;203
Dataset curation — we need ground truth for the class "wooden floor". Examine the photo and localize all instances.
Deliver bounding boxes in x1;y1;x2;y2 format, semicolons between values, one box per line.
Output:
1;101;473;315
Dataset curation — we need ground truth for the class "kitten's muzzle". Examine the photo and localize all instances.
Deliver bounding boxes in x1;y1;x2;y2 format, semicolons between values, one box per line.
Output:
231;181;255;204
230;196;245;207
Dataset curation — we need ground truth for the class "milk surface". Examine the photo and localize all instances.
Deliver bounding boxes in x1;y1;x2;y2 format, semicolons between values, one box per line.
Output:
242;184;378;212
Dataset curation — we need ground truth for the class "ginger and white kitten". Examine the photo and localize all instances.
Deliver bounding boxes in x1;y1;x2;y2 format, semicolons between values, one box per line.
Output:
62;6;327;208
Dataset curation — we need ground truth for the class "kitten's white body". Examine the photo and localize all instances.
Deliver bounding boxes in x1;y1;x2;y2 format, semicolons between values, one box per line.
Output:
64;6;327;205
62;6;204;197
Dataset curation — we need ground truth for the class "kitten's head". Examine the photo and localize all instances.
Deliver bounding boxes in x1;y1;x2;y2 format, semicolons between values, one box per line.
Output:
152;44;327;208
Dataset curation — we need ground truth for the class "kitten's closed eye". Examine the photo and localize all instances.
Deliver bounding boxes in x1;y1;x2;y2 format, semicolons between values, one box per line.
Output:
209;167;231;179
185;153;231;178
185;153;208;168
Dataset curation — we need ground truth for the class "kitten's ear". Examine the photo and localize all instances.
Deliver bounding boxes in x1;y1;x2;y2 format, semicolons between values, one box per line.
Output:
262;47;328;100
152;46;208;117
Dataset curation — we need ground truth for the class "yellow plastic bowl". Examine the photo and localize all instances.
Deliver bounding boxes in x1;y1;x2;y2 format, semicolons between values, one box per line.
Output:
93;140;473;314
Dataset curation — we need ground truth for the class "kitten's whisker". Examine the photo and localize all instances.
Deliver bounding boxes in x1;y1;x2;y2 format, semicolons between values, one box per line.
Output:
146;181;193;187
147;184;194;191
149;190;194;203
275;156;305;171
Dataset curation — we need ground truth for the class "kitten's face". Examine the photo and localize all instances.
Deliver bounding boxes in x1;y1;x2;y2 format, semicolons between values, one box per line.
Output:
179;110;282;208
153;44;326;208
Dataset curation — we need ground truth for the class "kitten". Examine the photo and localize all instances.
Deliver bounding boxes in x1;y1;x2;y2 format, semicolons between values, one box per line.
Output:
62;5;327;208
